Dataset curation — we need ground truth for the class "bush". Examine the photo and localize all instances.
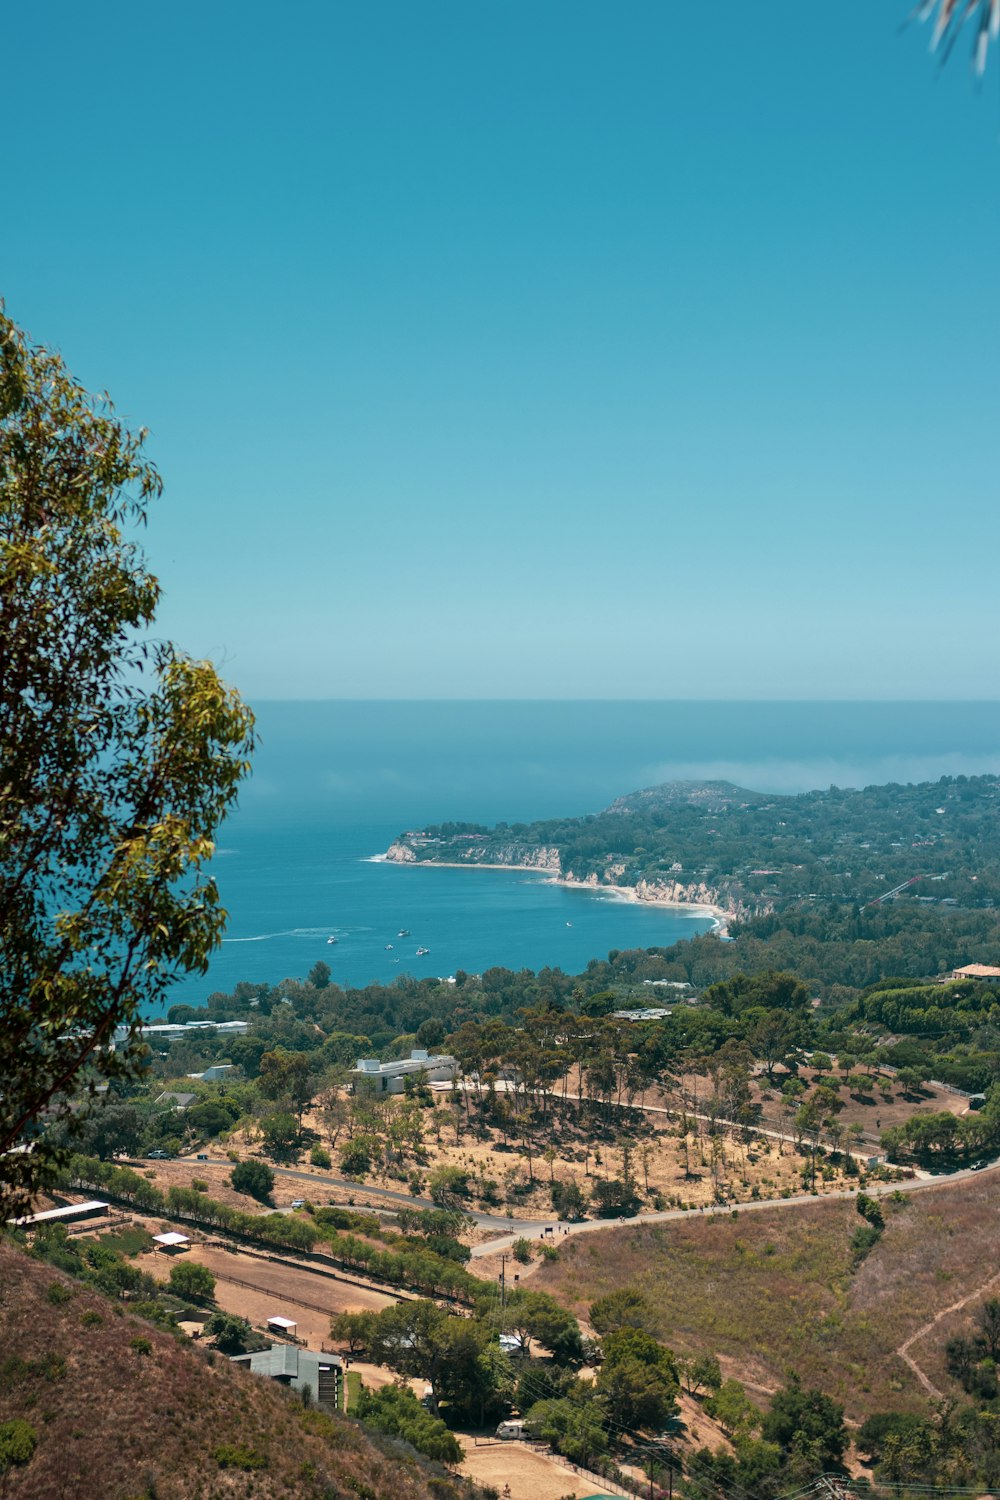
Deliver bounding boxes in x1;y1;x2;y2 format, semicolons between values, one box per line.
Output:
204;1312;254;1354
168;1260;216;1303
512;1237;533;1264
310;1145;332;1169
214;1444;267;1471
0;1419;37;1474
191;1178;209;1192
129;1336;153;1357
230;1159;274;1201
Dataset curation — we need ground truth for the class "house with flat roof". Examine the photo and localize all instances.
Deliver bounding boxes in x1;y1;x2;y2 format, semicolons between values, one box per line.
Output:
350;1049;457;1094
230;1344;342;1408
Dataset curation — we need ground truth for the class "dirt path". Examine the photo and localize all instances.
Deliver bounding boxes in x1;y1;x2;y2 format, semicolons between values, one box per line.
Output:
895;1264;1000;1399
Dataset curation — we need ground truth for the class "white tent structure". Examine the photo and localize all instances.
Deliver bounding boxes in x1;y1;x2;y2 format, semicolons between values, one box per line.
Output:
152;1231;190;1252
266;1315;298;1337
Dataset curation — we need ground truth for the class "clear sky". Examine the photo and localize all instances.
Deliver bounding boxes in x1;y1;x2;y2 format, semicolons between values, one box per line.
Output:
5;3;999;699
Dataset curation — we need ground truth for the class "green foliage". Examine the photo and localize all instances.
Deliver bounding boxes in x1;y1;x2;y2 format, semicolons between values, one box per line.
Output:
0;309;254;1216
596;1326;679;1433
551;1178;586;1220
338;1139;373;1178
0;1418;37;1473
213;1444;267;1471
590;1288;656;1335
354;1383;462;1465
310;1144;332;1168
512;1237;533;1264
524;1397;608;1466
129;1336;153;1357
167;1260;216;1303
230;1159;274;1201
204;1311;254;1354
761;1376;847;1471
704;1379;762;1438
260;1109;300;1159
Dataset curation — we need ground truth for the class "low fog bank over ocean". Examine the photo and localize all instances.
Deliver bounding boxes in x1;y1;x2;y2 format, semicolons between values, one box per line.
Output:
167;701;1000;1004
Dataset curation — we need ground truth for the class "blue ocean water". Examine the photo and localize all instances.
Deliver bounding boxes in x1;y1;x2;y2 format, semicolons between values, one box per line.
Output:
170;701;1000;1005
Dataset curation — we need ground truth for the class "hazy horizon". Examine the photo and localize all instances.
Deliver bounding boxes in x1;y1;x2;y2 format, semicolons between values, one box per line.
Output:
6;4;1000;703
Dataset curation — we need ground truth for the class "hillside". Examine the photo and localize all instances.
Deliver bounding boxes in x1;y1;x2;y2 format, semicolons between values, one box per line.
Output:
387;774;1000;916
0;1240;471;1500
532;1168;1000;1424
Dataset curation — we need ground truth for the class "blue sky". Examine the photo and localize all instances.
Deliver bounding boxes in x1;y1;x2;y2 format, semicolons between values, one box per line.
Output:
5;3;999;699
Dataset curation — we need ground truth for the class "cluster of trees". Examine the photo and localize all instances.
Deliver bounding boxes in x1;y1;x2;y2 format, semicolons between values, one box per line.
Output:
858;1400;1000;1489
880;1087;1000;1164
946;1298;1000;1400
396;775;1000;915
23;1221;214;1331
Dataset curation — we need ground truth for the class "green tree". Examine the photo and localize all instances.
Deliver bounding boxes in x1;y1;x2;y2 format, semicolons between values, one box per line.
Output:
0;1419;37;1475
0;311;254;1216
230;1159;274;1201
761;1376;847;1471
590;1288;656;1335
167;1259;216;1303
204;1311;254;1354
354;1383;462;1465
261;1110;300;1160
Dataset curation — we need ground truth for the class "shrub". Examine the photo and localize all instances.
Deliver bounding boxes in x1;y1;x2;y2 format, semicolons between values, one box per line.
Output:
0;1419;37;1474
45;1281;72;1305
213;1444;267;1471
129;1337;153;1357
191;1178;209;1192
512;1237;533;1264
230;1159;274;1201
168;1260;216;1303
310;1146;332;1169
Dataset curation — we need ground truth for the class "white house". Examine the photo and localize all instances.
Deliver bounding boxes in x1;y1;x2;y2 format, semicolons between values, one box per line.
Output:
350;1049;457;1094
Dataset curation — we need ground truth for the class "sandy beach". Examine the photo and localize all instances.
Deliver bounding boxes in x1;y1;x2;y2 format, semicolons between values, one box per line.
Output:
378;851;732;932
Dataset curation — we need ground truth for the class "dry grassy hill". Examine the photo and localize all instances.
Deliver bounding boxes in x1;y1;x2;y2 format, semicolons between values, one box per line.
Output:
533;1171;1000;1423
0;1241;471;1500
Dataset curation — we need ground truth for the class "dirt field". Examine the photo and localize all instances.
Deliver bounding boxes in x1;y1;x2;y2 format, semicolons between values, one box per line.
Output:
457;1436;614;1500
136;1238;397;1347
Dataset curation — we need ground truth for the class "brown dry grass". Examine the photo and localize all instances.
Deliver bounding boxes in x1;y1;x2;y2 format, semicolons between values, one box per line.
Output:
0;1241;471;1500
532;1170;1000;1422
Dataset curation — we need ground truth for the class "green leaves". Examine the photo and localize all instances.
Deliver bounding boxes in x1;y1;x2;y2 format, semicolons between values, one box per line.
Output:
0;307;254;1217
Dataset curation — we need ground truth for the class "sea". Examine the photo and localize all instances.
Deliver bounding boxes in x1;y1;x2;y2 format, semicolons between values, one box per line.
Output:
165;701;1000;1008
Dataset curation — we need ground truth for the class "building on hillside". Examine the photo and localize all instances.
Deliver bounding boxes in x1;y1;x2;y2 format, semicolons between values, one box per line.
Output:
350;1049;457;1094
230;1344;342;1408
187;1064;237;1082
13;1200;109;1230
113;1019;250;1047
613;1007;673;1022
154;1091;197;1111
951;964;1000;983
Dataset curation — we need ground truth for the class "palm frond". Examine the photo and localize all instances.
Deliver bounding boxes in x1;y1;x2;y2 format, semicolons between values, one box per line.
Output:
909;0;1000;73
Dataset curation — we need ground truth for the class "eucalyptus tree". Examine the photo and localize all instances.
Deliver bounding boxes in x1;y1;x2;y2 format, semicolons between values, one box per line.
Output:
0;310;254;1215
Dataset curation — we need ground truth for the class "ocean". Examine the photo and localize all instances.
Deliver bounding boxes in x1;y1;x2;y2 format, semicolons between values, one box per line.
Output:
167;700;1000;1006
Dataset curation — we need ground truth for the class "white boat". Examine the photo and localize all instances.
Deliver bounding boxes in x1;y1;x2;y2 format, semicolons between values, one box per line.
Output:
327;936;338;945
398;929;411;937
415;946;430;956
385;943;394;950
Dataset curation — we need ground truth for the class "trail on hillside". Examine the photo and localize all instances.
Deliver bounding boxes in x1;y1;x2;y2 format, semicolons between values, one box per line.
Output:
896;1265;1000;1399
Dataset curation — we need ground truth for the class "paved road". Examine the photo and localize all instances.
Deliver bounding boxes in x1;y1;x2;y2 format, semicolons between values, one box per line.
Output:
188;1149;999;1261
193;1156;546;1234
468;1153;1000;1258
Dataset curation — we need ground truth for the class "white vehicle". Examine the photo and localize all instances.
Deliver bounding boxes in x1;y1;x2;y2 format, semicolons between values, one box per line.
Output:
495;1419;526;1440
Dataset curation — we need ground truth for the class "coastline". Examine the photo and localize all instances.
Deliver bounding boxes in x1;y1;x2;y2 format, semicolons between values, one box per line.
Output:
371;853;731;934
